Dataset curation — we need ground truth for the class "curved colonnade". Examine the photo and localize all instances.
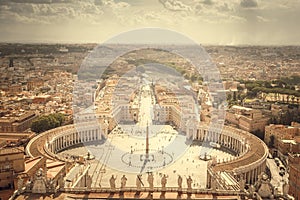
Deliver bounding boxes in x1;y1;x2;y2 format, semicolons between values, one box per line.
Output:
26;123;268;187
189;126;249;157
194;126;268;187
26;122;106;162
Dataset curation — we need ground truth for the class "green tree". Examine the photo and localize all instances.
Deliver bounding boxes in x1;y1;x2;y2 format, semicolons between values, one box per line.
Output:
252;130;264;140
269;135;275;148
227;93;232;101
31;113;65;133
51;113;65;126
233;91;237;101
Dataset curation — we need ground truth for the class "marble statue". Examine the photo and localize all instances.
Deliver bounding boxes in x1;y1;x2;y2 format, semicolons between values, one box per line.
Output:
109;175;116;189
147;173;154;190
136;175;143;190
32;168;47;194
238;175;246;191
254;173;275;199
121;175;127;188
178;175;183;189
161;174;168;190
17;176;24;191
211;176;217;191
187;176;193;191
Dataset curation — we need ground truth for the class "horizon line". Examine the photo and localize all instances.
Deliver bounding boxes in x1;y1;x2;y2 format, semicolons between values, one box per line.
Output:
1;41;300;47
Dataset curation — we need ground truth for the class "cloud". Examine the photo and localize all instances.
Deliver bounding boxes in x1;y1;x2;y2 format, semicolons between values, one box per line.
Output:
0;0;109;25
1;0;300;45
0;0;74;4
201;0;214;6
256;15;269;22
240;0;257;8
217;3;232;12
159;0;191;11
3;0;52;4
191;1;244;24
193;3;202;14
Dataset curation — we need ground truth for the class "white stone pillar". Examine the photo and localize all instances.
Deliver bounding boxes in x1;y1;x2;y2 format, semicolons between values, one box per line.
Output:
221;134;224;145
62;136;64;148
69;133;72;146
247;171;250;184
56;138;59;150
72;132;74;145
213;131;215;141
234;139;237;151
86;131;88;141
227;135;230;148
66;135;69;147
60;137;62;149
72;132;75;144
68;134;70;146
56;138;59;151
254;168;258;183
61;136;63;148
200;129;202;140
251;169;254;184
53;140;56;152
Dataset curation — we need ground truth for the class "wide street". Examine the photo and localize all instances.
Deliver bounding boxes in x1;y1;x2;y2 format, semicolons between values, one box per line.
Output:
267;158;289;193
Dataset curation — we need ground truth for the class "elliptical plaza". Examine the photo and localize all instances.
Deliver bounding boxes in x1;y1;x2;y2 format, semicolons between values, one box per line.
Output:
59;83;235;189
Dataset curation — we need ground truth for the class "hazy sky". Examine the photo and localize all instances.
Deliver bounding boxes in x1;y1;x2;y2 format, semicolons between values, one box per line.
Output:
0;0;300;45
